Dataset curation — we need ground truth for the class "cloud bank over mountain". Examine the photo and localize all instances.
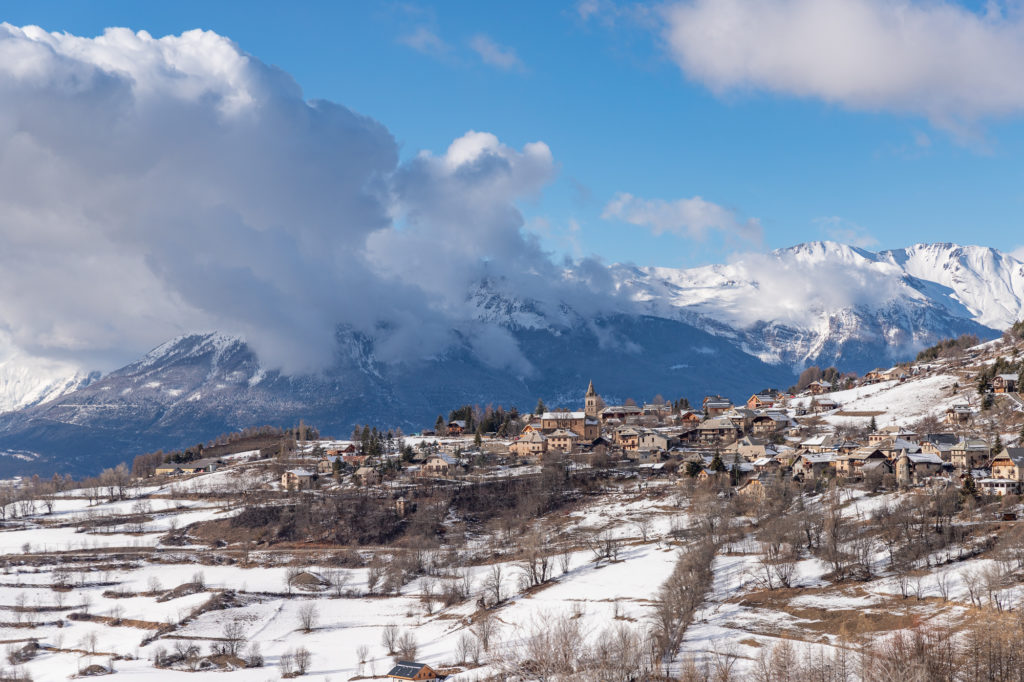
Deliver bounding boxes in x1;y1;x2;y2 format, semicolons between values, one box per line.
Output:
0;23;572;374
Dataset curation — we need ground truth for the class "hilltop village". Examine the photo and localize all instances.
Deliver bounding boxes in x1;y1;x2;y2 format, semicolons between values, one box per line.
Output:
135;329;1024;502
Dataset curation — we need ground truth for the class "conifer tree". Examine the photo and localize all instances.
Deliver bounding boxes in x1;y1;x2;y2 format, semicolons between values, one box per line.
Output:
535;398;547;415
961;472;978;499
710;452;727;473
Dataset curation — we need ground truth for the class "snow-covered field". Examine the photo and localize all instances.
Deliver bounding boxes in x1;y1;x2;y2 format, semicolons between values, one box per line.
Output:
0;459;1018;681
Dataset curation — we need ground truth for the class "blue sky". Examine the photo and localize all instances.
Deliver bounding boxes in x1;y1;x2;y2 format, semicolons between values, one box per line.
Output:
5;0;1024;268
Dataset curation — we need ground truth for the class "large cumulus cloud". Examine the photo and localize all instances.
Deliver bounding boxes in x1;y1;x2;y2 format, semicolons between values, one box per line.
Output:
659;0;1024;133
0;24;568;374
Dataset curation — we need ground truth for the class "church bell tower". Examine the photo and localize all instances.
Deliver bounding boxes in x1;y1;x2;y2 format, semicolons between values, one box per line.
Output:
585;380;599;419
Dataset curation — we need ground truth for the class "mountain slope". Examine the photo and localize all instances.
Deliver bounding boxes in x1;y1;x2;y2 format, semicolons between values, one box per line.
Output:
0;318;795;476
2;240;1023;476
612;241;1022;370
0;352;98;414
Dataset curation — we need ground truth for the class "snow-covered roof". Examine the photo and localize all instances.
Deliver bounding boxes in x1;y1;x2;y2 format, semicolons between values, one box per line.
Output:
542;411;585;420
903;452;943;465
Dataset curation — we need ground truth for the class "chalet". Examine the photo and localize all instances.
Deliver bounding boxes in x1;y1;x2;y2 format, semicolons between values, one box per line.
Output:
447;420;467;435
678;410;703;426
746;390;782;410
869;426;918;445
808;380;832;395
944;404;974;426
703;397;734;418
751;414;788;435
281;468;315;490
725;408;757;432
753;456;781;473
510;430;547;457
696;417;740;445
386;661;438;681
861;458;893;478
895;451;944;484
547;429;580;453
325;444;357;456
639;431;674;451
354;466;380;486
541;411;600;440
729;437;775;462
864;367;906;384
862;369;885;384
615;426;641;450
812;398;839;414
834;447;887;477
422;455;455;476
792;453;834;480
992;373;1019;394
950;438;991;470
990;447;1024;483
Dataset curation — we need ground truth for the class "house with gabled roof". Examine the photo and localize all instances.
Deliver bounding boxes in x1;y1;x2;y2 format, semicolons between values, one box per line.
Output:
895;451;944;484
992;373;1019;393
808;380;832;395
510;430;547;457
547;429;580;453
834;447;887;477
746;390;781;410
792;453;834;480
696;417;739;445
950;438;991;470
281;468;315;490
990;447;1024;484
386;660;438;681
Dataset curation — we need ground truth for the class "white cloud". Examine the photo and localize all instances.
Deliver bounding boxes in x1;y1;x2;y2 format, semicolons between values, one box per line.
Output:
368;130;556;306
660;0;1024;129
602;192;762;242
469;34;525;71
0;24;561;374
398;25;451;56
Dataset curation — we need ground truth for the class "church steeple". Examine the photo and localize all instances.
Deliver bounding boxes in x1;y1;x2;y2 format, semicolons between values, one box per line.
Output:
585;380;599;419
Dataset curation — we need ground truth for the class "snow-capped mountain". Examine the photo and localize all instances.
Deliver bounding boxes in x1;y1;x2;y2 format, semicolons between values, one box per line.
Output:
0;351;98;414
0;319;794;475
1;241;1022;476
610;241;1024;370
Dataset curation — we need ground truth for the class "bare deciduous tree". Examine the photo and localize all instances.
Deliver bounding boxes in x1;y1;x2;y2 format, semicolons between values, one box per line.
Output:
297;602;319;633
382;622;399;654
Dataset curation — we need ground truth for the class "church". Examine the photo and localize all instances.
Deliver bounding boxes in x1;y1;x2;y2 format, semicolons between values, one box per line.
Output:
538;381;602;441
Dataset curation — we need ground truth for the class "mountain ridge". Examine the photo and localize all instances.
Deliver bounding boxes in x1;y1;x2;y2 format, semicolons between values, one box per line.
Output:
1;240;1022;476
